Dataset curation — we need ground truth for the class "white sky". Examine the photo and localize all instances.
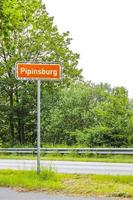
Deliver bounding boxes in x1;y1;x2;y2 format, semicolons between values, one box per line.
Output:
44;0;133;98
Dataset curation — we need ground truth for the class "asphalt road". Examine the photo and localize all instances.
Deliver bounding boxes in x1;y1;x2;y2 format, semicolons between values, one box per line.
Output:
0;188;115;200
0;159;133;175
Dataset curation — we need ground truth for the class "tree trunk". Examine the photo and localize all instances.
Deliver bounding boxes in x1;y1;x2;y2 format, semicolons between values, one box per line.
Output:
16;90;25;144
18;115;25;144
9;91;14;142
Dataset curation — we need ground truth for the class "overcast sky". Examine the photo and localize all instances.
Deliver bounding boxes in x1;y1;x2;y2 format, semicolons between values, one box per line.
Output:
44;0;133;98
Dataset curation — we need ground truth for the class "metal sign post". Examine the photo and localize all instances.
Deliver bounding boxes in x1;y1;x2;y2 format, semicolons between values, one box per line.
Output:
37;80;41;174
15;62;62;175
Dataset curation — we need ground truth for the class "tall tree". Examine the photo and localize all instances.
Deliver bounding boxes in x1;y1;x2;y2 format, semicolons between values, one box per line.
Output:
0;0;82;145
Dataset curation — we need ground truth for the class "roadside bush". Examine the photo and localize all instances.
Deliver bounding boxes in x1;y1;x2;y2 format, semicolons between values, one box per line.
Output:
72;126;128;147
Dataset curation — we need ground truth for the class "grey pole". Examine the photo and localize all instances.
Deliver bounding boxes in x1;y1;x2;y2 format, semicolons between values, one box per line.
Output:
37;80;41;174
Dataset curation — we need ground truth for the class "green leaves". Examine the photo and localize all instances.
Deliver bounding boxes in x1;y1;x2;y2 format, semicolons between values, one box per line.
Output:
40;83;132;147
1;0;133;148
0;0;81;145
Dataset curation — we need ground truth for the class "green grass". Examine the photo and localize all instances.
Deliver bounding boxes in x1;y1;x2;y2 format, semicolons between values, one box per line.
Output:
0;168;61;191
1;169;133;198
1;153;133;163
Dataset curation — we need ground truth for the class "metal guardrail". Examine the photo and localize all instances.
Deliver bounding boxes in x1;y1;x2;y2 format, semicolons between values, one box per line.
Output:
0;148;133;155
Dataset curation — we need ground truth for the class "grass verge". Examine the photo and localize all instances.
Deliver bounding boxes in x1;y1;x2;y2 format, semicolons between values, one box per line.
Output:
0;153;133;163
0;169;133;198
0;168;61;191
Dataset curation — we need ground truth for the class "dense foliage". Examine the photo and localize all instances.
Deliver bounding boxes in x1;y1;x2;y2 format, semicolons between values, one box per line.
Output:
1;0;133;147
41;82;133;147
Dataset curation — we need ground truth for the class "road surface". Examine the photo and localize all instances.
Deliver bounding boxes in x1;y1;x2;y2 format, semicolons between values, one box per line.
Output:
0;188;115;200
0;159;133;175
